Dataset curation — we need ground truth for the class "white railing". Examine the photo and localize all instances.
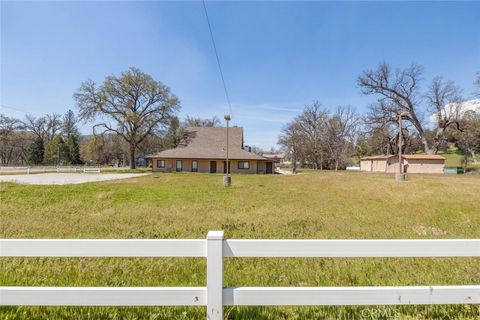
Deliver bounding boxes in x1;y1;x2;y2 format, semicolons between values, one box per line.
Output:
1;231;479;320
57;167;80;173
0;166;101;174
83;166;101;173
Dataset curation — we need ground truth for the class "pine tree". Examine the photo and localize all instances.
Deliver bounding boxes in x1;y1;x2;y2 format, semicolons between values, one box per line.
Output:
62;110;82;164
27;137;45;165
64;134;82;164
163;117;184;149
43;136;68;165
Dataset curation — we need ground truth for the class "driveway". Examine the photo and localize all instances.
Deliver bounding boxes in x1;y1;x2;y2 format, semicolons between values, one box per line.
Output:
0;173;150;185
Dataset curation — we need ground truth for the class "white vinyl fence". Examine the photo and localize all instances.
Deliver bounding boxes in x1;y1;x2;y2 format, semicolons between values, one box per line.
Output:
1;231;479;320
0;166;101;174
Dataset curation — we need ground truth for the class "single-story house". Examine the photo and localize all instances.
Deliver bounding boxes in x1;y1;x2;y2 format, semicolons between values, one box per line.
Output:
146;127;274;174
360;154;446;174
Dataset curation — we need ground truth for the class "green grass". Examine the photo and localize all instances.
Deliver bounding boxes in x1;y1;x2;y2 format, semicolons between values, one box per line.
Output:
1;172;479;319
437;149;480;171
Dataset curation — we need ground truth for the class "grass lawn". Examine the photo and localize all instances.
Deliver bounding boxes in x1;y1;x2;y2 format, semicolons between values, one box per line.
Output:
437;149;480;172
1;172;479;319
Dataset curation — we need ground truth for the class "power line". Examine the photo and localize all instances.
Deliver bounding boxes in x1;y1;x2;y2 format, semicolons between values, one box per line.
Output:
0;104;31;114
202;0;234;121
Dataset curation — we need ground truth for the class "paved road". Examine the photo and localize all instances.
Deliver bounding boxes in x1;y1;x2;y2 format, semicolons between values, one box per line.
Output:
0;173;150;185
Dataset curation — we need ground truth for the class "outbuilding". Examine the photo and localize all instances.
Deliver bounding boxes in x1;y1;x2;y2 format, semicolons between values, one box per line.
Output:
360;154;446;174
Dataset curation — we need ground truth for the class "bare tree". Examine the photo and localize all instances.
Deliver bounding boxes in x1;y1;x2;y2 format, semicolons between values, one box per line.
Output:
185;116;220;127
74;67;180;169
279;104;360;171
324;106;360;171
278;121;305;172
359;63;466;154
425;77;463;153
24;113;62;144
296;101;328;169
358;63;433;152
0;115;29;165
80;133;128;166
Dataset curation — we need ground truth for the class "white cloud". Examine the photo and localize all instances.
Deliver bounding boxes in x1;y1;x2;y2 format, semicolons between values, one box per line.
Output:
429;99;480;124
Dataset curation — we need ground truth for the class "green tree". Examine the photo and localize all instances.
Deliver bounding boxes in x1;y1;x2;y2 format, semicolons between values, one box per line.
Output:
43;136;68;165
353;133;372;164
62;110;82;164
449;110;480;169
163;117;184;149
74;67;180;169
27;137;45;165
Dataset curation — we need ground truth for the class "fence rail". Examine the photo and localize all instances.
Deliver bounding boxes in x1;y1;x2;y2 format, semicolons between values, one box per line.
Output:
2;238;478;258
1;231;479;319
2;286;477;307
0;166;101;174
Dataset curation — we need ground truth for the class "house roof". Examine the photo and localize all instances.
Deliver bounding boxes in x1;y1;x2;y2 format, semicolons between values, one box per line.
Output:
146;127;267;160
361;154;446;161
262;153;285;160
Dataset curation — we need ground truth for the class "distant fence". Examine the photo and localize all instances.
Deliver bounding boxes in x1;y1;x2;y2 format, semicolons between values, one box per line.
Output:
1;232;479;319
0;166;101;174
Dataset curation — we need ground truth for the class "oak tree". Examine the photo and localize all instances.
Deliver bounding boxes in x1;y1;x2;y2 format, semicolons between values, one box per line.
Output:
74;68;180;169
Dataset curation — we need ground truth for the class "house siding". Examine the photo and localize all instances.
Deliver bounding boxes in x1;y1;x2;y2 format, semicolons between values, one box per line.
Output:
360;160;371;171
405;159;444;174
360;156;445;174
152;158;271;174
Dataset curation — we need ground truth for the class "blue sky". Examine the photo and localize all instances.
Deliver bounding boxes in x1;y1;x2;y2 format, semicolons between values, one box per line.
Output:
1;1;479;149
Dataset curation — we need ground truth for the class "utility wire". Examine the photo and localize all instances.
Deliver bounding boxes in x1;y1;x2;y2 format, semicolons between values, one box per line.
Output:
202;0;234;121
0;104;31;114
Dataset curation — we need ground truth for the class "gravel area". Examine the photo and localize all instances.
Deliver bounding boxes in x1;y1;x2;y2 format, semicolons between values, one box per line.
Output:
0;173;150;185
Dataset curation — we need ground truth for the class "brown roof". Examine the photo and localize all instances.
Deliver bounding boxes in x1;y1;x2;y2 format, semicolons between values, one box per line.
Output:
361;155;396;160
146;127;267;160
361;154;445;161
402;154;446;160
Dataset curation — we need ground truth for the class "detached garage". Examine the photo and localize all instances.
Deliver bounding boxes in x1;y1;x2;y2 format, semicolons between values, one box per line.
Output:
360;155;445;174
402;155;446;174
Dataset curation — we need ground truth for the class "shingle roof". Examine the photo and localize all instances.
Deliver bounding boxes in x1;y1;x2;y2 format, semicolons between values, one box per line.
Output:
402;154;446;160
146;127;267;160
361;155;396;160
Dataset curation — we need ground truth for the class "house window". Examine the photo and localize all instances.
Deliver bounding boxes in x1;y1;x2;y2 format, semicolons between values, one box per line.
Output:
176;160;183;172
192;160;198;172
157;160;165;168
238;161;250;169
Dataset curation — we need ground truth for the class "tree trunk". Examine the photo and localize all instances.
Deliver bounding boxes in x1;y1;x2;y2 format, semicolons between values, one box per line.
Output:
419;135;436;155
470;150;477;163
429;127;446;155
408;114;435;154
129;143;136;169
463;154;468;172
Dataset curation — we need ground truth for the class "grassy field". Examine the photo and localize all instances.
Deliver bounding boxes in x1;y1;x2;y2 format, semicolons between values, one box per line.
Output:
1;171;479;319
437;149;480;172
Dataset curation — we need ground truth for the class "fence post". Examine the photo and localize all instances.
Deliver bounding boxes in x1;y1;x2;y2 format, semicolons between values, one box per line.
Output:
207;230;224;320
